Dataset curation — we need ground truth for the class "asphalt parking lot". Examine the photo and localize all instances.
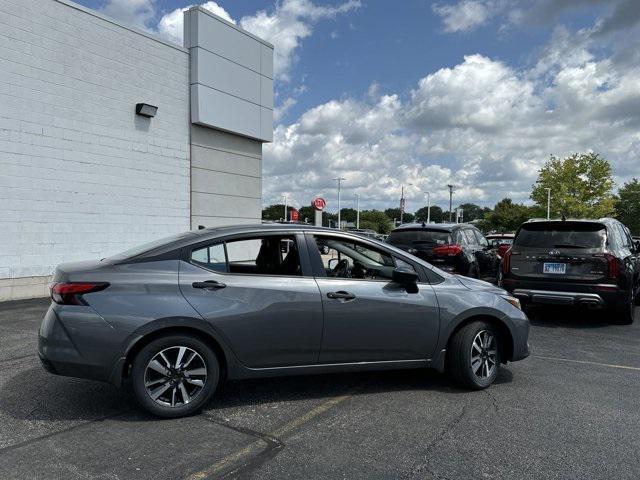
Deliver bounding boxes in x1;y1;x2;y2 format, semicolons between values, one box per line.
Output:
0;299;639;480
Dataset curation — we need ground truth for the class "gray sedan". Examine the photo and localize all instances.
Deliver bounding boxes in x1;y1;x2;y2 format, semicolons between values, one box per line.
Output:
39;224;530;417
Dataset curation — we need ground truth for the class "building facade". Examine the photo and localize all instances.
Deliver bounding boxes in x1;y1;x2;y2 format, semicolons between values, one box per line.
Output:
0;0;273;300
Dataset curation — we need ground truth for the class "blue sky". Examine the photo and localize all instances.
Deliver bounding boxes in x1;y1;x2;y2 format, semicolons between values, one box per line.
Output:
76;1;640;212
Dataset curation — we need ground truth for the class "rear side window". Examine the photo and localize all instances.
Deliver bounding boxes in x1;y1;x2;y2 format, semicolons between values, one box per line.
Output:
387;230;452;246
473;230;488;247
191;243;226;272
514;223;607;249
190;236;302;276
463;230;477;246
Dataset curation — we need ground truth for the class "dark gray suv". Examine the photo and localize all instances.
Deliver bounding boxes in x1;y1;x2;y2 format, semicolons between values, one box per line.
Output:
39;224;530;417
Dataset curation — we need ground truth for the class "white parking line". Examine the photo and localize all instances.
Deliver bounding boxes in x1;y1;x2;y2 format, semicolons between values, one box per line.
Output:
533;355;640;372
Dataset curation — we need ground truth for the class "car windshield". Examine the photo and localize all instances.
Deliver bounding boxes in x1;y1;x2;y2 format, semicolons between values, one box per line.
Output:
107;232;195;260
514;223;607;249
387;230;452;246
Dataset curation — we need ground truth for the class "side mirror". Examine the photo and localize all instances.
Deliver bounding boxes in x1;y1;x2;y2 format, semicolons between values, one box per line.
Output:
327;258;339;270
392;267;419;293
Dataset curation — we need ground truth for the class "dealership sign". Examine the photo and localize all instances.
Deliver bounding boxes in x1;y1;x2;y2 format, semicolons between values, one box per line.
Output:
312;197;326;211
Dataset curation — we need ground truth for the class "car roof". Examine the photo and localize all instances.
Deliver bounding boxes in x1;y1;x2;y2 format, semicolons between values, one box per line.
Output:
523;217;617;226
391;222;467;232
124;223;382;261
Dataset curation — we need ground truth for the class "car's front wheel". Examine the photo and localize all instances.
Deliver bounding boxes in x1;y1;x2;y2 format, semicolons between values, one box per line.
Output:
447;321;500;389
131;334;219;418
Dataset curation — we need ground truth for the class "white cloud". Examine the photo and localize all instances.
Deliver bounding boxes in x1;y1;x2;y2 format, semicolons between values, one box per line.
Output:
157;2;235;45
432;1;491;33
100;0;156;30
262;46;640;210
239;0;361;82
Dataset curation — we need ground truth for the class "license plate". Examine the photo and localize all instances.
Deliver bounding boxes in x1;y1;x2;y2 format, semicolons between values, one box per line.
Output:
543;262;566;274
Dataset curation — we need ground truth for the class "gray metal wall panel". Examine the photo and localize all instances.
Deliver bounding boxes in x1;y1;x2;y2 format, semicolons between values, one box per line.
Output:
192;47;260;105
260;44;274;79
192;84;261;140
191;192;262;218
195;12;260;72
192;167;261;198
185;7;273;142
191;145;261;178
260;76;274;109
260;107;274;143
191;124;261;157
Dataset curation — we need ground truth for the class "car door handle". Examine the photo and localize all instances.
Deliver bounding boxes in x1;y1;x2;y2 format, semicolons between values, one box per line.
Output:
327;291;356;300
192;280;226;290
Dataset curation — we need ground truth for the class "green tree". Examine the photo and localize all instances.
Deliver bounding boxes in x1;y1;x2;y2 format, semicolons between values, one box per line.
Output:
384;208;414;224
262;204;286;221
339;208;358;223
531;153;615;218
360;210;393;234
415;205;444;223
484;198;535;233
615;178;640;235
457;203;490;222
298;206;315;223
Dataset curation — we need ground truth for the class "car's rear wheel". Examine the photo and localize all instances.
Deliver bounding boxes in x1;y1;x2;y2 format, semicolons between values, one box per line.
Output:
131;334;219;418
612;288;635;325
447;321;500;389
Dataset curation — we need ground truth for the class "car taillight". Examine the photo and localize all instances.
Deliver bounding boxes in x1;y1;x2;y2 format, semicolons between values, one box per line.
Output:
604;254;619;279
502;249;511;274
432;244;463;256
50;282;109;305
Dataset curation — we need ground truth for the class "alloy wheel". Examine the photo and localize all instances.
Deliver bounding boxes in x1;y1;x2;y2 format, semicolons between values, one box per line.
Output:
144;346;207;407
470;330;497;379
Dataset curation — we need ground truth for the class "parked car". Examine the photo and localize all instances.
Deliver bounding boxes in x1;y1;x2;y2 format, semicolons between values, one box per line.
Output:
486;233;515;258
387;223;501;282
39;224;529;417
501;218;640;324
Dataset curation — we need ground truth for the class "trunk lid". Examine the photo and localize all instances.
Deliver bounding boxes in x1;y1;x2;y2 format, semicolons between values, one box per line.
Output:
508;221;610;283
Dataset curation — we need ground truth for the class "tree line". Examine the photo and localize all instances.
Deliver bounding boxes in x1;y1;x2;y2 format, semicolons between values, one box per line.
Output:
262;153;640;235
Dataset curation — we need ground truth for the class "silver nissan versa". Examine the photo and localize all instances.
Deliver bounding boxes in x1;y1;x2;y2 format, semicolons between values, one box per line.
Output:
39;224;530;418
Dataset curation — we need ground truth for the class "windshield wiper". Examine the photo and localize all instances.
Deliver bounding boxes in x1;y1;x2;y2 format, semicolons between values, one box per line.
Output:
552;243;589;249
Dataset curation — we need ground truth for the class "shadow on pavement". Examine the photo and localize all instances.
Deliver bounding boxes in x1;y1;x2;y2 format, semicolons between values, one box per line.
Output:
0;362;514;421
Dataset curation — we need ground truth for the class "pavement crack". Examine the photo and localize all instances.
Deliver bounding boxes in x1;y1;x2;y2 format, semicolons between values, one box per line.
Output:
401;402;469;480
200;414;285;480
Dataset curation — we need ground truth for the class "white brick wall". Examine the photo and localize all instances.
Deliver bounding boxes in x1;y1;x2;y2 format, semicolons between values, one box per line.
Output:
0;0;191;282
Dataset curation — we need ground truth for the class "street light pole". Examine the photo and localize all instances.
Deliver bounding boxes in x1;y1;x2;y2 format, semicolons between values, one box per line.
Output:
546;188;551;220
282;195;288;222
400;183;413;225
355;193;360;229
400;185;404;225
333;177;346;229
424;191;431;223
447;184;454;222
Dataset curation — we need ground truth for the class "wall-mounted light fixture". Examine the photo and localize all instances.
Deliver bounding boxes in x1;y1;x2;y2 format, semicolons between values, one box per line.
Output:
135;103;158;118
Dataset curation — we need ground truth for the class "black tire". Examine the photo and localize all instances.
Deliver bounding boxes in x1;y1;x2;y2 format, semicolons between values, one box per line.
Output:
131;334;220;418
447;321;500;390
612;289;635;325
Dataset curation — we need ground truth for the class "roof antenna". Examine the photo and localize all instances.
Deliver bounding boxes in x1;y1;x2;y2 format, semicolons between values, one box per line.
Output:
561;213;567;221
421;221;426;228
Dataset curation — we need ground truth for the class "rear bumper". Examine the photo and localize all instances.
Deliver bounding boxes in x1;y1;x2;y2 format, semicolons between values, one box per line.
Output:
503;279;625;307
513;289;605;307
38;304;126;383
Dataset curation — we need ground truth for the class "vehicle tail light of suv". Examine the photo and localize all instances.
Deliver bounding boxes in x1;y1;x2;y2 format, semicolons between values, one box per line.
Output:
593;253;620;280
502;249;512;274
50;282;109;305
432;244;463;257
